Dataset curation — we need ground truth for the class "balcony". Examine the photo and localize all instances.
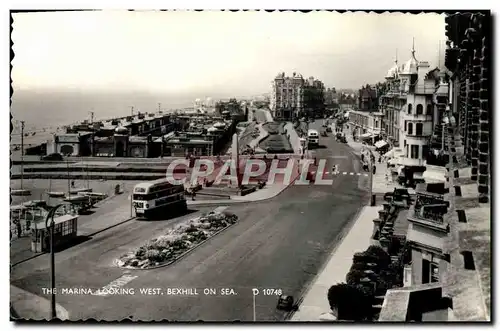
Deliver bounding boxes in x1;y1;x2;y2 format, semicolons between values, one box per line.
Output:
413;86;436;95
407;193;449;232
404;113;433;122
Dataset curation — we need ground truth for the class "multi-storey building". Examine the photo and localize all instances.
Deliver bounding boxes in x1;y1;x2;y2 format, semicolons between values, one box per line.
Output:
380;57;405;146
379;13;491;322
380;45;442;175
270;72;324;121
358;84;379;112
324;87;338;106
270;72;305;121
445;12;491;203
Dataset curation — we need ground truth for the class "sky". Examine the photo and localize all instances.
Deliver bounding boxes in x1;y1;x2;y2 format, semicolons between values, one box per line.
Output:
11;10;446;94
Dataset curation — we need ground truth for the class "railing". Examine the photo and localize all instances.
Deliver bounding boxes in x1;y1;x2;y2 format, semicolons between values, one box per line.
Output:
413;203;448;223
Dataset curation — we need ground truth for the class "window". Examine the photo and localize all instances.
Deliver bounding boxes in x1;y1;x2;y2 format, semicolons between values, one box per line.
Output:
416;104;423;115
407;122;413;135
411;145;419;159
422;257;440;284
404;140;407;147
404;120;408;131
422;145;430;158
426;104;433;115
416;123;423;135
408;104;413;114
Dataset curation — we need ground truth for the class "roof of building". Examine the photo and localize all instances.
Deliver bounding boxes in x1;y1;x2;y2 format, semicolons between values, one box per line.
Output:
402;50;419;75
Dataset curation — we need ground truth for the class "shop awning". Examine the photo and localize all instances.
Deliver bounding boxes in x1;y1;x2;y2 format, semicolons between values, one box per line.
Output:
375;140;388;149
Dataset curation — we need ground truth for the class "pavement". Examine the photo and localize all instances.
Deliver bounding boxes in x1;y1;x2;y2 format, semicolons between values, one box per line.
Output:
10;180;139;266
290;205;382;321
10;119;370;321
331;120;415;195
10;285;70;320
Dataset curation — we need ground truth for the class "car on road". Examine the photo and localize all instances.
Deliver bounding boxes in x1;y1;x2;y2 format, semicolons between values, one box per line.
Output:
326;126;332;133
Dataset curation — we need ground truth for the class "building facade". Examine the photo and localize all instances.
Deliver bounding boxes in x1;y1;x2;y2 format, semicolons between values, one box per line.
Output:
349;110;384;138
358;84;379;112
380;46;443;172
380;57;405;146
445;12;491;203
270;72;305;121
270;72;324;121
324;87;338;106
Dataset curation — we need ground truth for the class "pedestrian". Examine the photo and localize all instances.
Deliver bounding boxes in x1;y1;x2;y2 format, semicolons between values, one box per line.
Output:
378;156;382;163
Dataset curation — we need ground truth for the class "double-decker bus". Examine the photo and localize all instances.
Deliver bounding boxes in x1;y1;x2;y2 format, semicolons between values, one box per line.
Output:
307;129;319;148
132;179;187;219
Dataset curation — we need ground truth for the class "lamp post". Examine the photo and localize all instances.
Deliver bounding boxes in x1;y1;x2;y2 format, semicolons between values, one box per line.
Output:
45;204;64;320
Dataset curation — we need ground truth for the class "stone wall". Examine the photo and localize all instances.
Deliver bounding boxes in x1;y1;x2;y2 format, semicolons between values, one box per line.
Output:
445;12;490;203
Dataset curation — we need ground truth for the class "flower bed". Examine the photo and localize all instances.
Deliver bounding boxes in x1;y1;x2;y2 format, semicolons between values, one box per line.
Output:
117;210;238;269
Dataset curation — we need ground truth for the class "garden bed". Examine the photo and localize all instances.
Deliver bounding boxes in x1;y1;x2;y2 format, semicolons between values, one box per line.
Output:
116;210;238;269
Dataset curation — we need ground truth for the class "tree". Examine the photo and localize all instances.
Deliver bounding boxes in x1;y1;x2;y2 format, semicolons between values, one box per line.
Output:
327;283;373;321
365;245;391;268
346;269;366;284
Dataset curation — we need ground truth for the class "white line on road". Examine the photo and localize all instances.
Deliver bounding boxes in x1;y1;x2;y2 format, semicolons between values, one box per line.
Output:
342;172;347;175
349;172;354;175
93;274;138;296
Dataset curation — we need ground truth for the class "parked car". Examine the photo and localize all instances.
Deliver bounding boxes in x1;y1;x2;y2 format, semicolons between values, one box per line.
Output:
42;153;63;161
326;126;332;133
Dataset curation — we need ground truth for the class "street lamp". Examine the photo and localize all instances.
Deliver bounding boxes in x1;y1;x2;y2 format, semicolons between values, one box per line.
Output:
45;204;64;320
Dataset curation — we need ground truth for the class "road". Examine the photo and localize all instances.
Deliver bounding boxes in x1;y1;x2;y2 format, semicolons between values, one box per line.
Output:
11;120;368;321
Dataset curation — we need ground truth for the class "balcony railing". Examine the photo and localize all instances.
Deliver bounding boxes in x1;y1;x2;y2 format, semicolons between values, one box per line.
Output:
413;204;447;223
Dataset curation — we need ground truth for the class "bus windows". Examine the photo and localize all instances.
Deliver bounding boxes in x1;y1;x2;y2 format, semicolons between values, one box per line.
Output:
133;194;149;201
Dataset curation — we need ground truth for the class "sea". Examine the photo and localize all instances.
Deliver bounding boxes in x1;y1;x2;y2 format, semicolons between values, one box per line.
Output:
10;88;253;135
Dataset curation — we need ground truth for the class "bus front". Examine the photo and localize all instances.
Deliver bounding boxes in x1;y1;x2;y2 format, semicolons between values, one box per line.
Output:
132;185;149;217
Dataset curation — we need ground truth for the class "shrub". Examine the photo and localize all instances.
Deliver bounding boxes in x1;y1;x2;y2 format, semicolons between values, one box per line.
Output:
135;247;146;258
346;269;365;285
327;283;373;321
145;249;161;262
185;224;198;233
351;261;370;271
365;245;391;268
